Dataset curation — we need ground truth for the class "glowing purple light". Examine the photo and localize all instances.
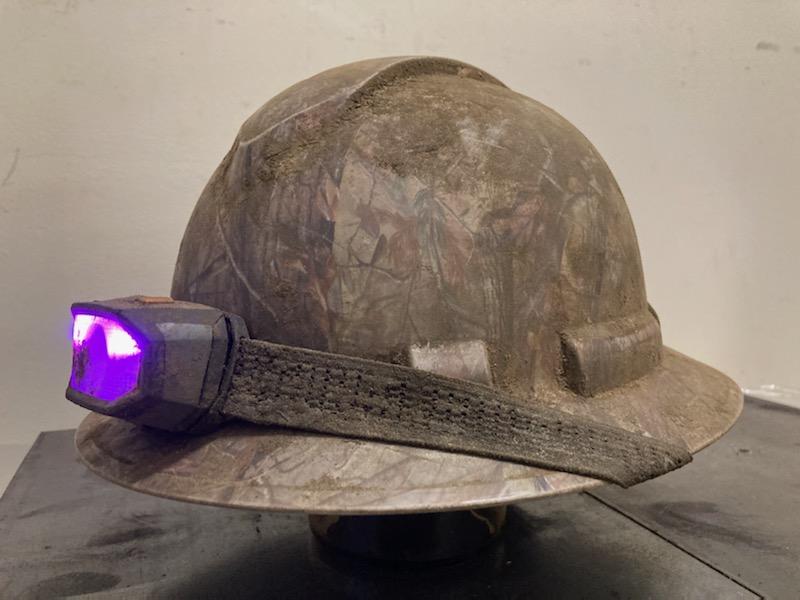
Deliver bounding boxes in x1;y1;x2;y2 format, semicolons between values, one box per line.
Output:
103;324;141;357
70;313;143;403
72;314;141;357
72;314;95;344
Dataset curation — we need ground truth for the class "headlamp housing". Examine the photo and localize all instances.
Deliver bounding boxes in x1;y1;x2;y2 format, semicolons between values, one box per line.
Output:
66;296;247;432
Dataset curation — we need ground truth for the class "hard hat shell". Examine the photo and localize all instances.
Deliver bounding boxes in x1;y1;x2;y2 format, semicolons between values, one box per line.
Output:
77;57;741;513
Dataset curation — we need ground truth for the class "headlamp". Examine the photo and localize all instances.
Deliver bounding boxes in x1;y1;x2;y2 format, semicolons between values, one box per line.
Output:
67;296;247;432
65;296;691;487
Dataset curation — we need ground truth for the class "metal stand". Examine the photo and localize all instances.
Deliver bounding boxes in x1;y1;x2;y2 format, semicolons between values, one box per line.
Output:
308;506;507;562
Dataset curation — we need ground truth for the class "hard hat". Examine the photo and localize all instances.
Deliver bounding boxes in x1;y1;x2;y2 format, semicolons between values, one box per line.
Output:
75;57;741;513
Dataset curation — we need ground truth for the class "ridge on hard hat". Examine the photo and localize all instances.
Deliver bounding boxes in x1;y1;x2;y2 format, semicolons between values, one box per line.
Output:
76;56;741;514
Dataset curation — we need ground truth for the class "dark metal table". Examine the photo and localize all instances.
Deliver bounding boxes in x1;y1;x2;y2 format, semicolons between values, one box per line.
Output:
1;398;797;599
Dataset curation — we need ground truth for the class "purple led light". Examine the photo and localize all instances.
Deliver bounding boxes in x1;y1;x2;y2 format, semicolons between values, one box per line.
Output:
70;313;143;403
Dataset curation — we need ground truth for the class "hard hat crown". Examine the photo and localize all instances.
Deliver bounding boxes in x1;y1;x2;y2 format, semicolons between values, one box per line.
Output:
173;56;655;401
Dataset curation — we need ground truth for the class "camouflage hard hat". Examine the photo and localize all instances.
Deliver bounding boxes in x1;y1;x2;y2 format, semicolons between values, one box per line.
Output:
77;57;741;513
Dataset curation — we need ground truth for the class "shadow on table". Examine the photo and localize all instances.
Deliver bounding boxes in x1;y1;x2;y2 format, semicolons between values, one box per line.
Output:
154;507;662;600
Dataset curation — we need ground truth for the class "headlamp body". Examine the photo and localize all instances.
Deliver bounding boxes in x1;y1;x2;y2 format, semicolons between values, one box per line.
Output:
66;296;247;432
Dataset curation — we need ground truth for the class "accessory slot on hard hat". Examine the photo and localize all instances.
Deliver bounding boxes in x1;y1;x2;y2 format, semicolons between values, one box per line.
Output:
560;310;662;397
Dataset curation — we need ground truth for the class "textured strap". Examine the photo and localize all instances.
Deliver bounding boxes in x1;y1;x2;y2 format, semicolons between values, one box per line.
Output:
222;339;691;487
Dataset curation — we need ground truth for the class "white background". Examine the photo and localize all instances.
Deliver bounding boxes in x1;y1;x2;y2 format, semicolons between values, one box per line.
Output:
0;0;798;454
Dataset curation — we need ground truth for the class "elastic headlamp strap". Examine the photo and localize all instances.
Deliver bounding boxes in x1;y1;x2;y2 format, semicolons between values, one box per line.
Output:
220;338;691;488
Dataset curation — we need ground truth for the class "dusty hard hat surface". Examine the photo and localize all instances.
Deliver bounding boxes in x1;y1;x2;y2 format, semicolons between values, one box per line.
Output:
76;56;742;513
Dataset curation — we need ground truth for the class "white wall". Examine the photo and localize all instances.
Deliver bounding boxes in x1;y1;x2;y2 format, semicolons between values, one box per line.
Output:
1;1;798;446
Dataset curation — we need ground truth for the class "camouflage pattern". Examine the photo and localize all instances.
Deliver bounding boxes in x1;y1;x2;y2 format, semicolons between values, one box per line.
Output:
172;56;657;410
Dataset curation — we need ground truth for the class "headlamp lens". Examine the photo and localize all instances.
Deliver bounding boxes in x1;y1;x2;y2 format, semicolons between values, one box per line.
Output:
70;313;142;402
